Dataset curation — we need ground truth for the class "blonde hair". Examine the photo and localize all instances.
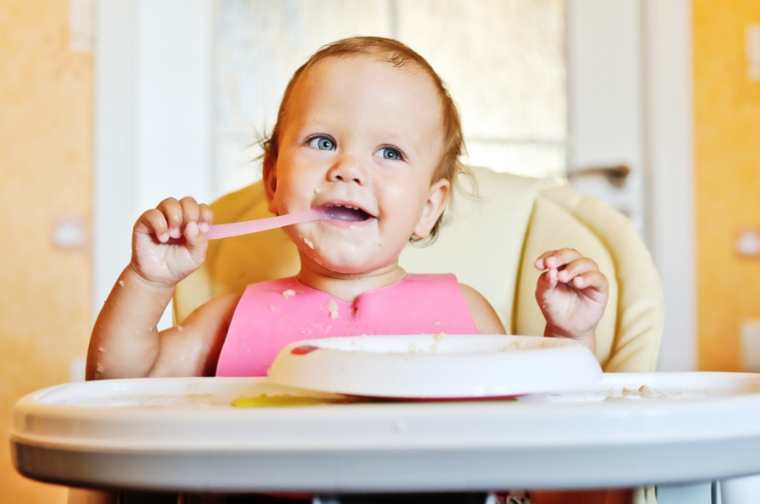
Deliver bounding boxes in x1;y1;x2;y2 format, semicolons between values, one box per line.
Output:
262;36;469;241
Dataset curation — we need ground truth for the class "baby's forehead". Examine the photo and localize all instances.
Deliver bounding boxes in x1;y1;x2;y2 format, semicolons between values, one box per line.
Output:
288;54;444;128
299;54;435;96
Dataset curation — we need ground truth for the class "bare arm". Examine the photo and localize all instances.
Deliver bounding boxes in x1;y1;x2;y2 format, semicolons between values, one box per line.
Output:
87;265;174;379
147;292;240;377
86;196;214;379
86;265;240;379
459;283;506;335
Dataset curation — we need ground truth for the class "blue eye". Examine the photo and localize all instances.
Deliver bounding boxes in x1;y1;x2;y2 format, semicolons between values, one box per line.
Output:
380;146;404;161
307;135;335;151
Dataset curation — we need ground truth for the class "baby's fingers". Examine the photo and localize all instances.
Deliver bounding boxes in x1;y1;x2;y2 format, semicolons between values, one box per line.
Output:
158;197;183;239
557;257;598;284
135;208;170;243
179;197;202;239
179;196;200;224
179;197;213;247
199;203;213;233
183;220;203;247
572;271;609;300
537;267;559;291
535;248;583;270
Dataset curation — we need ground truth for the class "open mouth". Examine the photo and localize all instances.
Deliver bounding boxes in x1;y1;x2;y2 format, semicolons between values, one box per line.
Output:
320;203;375;222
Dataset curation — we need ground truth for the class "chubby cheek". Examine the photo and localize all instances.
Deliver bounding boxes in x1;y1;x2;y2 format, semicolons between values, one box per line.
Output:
269;173;315;215
380;183;425;230
269;189;297;216
268;150;311;211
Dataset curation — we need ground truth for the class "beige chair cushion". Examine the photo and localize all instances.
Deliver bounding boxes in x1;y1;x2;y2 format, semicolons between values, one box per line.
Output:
174;166;663;372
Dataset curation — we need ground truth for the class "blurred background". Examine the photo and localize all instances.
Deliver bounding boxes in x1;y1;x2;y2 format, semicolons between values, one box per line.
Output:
1;0;758;501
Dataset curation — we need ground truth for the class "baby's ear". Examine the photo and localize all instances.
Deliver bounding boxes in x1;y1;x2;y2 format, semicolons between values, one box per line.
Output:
413;178;450;239
263;157;278;212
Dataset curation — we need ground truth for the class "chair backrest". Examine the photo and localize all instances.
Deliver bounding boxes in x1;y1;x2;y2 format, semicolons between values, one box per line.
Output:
174;166;663;372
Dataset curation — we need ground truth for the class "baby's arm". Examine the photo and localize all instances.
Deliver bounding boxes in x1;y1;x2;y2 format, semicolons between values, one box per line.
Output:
142;292;240;377
87;265;173;379
460;284;506;334
87;273;239;379
86;197;224;379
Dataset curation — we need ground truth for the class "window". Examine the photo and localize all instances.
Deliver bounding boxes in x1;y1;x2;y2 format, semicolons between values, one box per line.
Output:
214;0;566;196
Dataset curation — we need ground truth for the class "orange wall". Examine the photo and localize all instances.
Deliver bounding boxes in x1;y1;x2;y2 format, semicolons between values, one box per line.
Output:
694;1;760;369
0;1;92;502
1;0;758;498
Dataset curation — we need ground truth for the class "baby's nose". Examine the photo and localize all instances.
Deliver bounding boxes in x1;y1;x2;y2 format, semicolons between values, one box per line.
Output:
333;173;363;184
328;158;366;185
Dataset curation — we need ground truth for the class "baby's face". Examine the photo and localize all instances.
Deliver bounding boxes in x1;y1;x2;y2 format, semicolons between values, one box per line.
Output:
268;55;448;274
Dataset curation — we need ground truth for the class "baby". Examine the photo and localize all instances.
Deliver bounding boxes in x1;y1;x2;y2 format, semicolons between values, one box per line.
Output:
87;36;609;382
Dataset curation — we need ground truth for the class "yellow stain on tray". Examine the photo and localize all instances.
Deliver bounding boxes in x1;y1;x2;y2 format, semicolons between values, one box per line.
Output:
231;394;355;408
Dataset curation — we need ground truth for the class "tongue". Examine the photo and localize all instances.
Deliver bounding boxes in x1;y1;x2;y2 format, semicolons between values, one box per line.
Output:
323;206;370;222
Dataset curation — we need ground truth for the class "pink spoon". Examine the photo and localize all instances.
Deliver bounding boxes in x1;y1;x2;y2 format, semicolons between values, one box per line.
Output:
207;209;327;240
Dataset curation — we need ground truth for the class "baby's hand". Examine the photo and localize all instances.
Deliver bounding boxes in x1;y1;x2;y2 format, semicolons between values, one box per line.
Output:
131;197;213;286
534;248;609;346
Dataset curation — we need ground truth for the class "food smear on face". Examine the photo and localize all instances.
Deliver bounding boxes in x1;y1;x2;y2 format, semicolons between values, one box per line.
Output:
282;289;296;298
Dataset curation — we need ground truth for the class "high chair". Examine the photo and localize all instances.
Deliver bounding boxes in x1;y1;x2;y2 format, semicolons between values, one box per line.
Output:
167;165;665;504
174;165;664;373
71;169;668;504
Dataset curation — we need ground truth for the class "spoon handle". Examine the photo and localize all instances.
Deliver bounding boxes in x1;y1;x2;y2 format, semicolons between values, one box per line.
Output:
207;210;324;240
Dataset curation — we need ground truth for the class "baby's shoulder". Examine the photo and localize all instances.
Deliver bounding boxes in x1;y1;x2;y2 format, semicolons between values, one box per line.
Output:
190;291;242;323
457;283;488;308
457;282;506;335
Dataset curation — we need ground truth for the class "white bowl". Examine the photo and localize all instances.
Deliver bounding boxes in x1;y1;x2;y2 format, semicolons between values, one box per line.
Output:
267;334;603;399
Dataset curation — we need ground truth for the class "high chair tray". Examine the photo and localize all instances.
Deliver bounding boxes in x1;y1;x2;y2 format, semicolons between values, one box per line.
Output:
11;373;760;492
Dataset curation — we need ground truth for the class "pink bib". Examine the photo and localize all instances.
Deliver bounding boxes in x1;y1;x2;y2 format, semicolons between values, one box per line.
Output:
215;273;479;377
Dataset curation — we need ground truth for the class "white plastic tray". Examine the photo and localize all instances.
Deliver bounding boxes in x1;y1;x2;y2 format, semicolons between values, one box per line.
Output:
11;373;760;492
268;335;603;398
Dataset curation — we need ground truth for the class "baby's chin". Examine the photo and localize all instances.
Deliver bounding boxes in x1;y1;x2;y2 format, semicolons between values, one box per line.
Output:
301;247;398;276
